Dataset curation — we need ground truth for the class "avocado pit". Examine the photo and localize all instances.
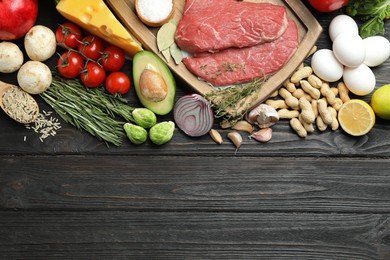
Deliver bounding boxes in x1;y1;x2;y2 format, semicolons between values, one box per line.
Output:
132;50;176;115
139;66;168;102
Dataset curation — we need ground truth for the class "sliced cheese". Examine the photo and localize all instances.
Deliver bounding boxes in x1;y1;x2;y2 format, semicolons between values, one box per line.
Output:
56;0;143;57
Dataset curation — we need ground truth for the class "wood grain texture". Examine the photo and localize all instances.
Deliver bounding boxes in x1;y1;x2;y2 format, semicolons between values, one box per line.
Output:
1;156;390;213
0;211;388;259
0;211;389;260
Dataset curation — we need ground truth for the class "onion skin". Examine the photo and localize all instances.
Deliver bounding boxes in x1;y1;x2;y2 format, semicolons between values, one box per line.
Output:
173;94;214;137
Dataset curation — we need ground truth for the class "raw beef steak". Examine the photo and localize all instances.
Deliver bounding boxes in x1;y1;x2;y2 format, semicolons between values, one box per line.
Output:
175;0;288;53
182;20;299;86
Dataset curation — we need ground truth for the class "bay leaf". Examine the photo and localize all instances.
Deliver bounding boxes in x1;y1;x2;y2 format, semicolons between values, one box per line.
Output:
157;21;177;52
161;48;171;63
170;42;183;65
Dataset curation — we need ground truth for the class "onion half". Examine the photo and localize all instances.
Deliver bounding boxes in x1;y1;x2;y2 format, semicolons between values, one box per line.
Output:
173;94;214;137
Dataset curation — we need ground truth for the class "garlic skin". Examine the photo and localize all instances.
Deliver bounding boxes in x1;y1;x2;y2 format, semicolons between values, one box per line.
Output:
250;128;273;143
246;104;279;128
246;108;259;124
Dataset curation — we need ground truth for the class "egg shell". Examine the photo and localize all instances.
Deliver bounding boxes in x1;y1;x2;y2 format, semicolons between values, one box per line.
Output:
329;15;359;42
333;32;365;67
311;49;344;82
343;64;376;96
363;36;390;67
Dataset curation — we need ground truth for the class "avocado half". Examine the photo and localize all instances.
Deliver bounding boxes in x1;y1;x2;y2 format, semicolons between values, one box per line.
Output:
133;50;176;115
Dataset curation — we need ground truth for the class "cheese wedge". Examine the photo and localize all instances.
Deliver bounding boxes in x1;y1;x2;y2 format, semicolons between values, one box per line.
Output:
56;0;143;57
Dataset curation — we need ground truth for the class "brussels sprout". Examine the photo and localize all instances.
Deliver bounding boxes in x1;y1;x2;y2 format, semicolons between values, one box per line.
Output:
132;108;157;128
149;121;175;145
123;123;148;145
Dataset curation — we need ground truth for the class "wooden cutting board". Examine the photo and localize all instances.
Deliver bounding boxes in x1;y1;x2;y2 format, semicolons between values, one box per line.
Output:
106;0;322;116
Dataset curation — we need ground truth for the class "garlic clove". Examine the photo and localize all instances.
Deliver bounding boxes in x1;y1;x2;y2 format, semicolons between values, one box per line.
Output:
245;108;259;124
227;131;242;153
232;120;254;133
209;129;223;144
250;128;273;143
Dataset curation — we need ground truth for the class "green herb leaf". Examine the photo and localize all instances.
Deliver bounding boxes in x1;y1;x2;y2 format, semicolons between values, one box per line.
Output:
40;73;138;146
205;78;265;125
346;0;390;38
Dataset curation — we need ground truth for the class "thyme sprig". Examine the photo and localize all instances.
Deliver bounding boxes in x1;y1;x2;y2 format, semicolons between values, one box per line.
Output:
40;74;136;146
205;78;265;125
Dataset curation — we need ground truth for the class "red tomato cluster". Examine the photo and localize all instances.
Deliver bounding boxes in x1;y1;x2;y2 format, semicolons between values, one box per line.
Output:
55;23;130;95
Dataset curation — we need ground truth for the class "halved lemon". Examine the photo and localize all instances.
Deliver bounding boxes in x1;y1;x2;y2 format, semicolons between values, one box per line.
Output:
338;99;376;136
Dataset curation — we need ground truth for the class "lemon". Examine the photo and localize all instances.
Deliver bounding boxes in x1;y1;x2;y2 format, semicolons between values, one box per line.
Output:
338;99;375;136
371;84;390;120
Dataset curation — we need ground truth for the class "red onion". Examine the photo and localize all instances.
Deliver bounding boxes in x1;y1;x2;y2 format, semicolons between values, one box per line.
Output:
173;94;214;137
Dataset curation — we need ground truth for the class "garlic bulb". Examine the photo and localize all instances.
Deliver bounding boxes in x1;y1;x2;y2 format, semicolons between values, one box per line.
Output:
246;104;279;128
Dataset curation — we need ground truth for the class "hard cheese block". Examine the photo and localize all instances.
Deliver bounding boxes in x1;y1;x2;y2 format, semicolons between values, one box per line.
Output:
56;0;143;57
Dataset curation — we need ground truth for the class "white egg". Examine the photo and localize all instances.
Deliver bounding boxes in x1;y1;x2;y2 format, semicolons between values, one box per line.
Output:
333;32;365;67
311;49;344;82
329;15;359;41
343;64;376;96
363;36;390;67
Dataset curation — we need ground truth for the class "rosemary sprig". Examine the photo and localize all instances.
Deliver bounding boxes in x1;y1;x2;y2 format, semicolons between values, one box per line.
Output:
205;78;265;125
40;74;136;146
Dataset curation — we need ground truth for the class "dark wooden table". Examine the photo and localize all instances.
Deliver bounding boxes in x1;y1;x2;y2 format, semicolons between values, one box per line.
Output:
1;1;389;259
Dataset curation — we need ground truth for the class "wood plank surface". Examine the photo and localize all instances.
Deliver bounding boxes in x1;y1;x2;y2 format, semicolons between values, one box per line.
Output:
0;211;388;259
1;156;390;213
0;0;390;259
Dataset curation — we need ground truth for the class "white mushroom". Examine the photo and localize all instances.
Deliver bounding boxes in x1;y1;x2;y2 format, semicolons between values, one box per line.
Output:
0;42;24;73
24;25;57;62
17;61;52;94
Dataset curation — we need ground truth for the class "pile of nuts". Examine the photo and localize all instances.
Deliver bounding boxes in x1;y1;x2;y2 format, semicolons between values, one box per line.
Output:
265;64;351;138
209;66;353;151
209;51;353;151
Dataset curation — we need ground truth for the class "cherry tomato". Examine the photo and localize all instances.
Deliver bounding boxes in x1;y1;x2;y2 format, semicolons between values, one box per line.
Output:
80;62;106;88
55;23;83;49
57;51;85;79
105;72;131;95
100;46;126;72
308;0;349;12
78;35;105;61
